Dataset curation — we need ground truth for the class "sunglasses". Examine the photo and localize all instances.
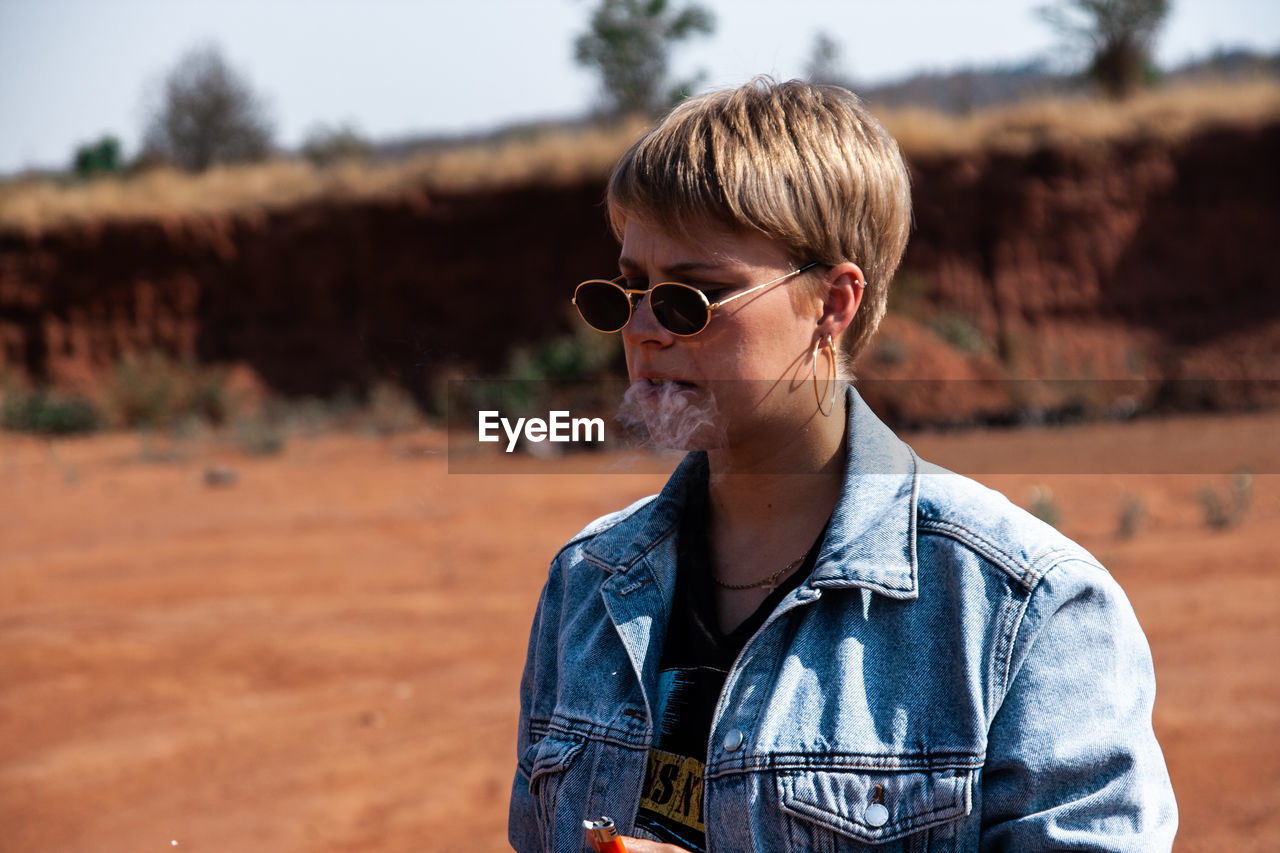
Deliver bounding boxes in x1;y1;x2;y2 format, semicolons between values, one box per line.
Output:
572;262;820;336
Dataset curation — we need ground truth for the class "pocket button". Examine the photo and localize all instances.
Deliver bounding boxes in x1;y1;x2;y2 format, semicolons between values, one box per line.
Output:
723;728;745;752
865;802;889;828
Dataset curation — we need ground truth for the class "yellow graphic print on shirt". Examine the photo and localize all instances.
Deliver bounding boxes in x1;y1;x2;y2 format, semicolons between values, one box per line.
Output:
638;747;706;835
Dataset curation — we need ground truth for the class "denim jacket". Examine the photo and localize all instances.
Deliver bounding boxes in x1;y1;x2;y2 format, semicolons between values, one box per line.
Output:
509;389;1177;852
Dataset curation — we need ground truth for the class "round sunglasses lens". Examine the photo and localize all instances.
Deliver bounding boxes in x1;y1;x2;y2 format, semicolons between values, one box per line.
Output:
651;284;709;335
575;282;631;332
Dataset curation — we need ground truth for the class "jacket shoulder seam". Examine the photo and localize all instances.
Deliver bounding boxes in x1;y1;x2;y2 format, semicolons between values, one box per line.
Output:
549;494;659;563
916;517;1085;591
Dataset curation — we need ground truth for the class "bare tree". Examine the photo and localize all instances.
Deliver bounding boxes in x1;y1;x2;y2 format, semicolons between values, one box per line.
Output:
1038;0;1171;99
574;0;716;117
144;44;275;171
805;32;853;87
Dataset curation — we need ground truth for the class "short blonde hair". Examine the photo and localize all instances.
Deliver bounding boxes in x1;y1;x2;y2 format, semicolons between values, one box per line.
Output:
606;77;912;361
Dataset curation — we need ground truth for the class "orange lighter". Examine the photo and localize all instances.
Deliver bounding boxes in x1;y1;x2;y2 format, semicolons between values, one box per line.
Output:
583;815;629;853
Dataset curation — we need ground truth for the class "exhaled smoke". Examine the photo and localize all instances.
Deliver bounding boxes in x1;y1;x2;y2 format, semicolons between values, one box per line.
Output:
614;381;727;450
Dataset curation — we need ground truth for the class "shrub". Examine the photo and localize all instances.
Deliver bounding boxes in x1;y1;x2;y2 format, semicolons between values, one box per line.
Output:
886;272;930;319
494;330;623;419
509;330;618;384
232;412;286;457
301;124;370;167
1199;469;1252;530
1116;492;1146;539
870;335;909;366
107;351;229;429
72;136;123;179
929;310;988;354
365;381;421;436
1;389;100;435
1029;485;1060;528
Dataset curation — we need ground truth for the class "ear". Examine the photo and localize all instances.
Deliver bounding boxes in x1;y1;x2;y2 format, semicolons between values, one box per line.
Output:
816;262;865;340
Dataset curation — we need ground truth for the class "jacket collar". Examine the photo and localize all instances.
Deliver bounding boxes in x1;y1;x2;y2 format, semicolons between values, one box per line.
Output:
582;386;919;599
809;386;919;599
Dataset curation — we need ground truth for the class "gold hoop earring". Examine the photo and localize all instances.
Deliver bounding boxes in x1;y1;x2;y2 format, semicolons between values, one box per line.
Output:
811;334;837;417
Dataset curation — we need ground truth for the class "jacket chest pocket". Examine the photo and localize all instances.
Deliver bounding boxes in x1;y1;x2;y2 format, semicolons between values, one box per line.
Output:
777;766;974;852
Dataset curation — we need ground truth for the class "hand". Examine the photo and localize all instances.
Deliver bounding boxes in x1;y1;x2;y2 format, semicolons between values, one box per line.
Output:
617;836;692;853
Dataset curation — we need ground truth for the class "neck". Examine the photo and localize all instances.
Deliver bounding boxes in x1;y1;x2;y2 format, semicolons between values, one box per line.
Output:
704;393;848;533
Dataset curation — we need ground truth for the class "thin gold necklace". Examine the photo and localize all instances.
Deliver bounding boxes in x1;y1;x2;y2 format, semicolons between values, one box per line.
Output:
712;551;808;591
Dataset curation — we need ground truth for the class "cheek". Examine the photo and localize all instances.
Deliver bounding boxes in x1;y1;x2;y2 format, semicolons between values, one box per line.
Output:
684;329;751;380
694;336;797;388
720;318;806;371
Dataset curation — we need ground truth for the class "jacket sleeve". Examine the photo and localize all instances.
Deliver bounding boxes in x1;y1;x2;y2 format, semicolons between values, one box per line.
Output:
979;558;1178;851
508;557;564;853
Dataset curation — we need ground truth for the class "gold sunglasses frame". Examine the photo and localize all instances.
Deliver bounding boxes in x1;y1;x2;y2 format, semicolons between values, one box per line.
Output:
572;262;820;337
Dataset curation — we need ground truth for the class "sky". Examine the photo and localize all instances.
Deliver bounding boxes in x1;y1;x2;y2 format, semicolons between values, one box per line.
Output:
0;0;1277;174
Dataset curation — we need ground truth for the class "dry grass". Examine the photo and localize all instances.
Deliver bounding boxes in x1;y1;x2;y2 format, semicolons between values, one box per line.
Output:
880;76;1280;154
2;78;1277;233
0;116;654;233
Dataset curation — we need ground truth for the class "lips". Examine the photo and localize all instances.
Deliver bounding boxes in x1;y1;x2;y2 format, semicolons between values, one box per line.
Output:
635;371;697;388
630;375;701;403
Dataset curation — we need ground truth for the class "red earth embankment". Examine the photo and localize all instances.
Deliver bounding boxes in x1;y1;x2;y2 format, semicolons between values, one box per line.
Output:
1;121;1278;421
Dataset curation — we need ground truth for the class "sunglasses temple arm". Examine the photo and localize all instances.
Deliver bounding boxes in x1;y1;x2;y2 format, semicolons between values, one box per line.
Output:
711;263;819;309
710;280;767;309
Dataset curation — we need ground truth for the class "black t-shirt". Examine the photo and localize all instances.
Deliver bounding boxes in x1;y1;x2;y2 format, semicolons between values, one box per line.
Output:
633;479;823;852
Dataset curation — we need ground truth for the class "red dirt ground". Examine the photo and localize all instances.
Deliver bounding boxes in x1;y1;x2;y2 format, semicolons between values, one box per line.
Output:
2;411;1278;852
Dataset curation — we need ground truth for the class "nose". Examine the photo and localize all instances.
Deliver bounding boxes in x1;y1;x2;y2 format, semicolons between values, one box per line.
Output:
621;289;674;348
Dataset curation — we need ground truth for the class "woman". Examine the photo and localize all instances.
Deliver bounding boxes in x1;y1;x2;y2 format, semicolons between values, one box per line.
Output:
509;78;1177;852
